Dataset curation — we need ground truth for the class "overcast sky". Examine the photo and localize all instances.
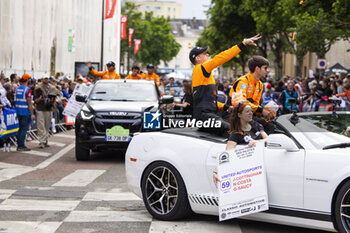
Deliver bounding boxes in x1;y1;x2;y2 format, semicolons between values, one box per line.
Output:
176;0;211;19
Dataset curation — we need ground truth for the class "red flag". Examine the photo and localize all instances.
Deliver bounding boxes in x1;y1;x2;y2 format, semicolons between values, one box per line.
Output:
120;16;128;39
128;28;134;47
105;0;117;19
134;39;141;54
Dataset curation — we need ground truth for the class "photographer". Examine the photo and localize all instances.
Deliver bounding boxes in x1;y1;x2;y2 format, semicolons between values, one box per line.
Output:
34;76;58;148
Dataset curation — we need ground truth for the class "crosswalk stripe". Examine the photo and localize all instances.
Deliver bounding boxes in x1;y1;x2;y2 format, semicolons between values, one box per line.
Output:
149;220;243;233
52;169;105;187
64;210;152;222
0;199;80;211
54;134;75;139
0;189;16;200
83;191;142;201
0;167;36;182
22;150;51;157
0;221;61;233
0;162;27;169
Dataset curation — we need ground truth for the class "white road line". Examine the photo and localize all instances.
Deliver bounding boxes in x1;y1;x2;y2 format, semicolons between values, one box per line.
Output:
22;150;51;157
64;210;152;222
35;143;75;169
52;169;105;187
27;141;66;147
0;221;61;233
0;199;80;211
83;191;142;201
54;134;75;139
0;162;27;169
0;167;36;182
0;189;16;200
149;220;243;233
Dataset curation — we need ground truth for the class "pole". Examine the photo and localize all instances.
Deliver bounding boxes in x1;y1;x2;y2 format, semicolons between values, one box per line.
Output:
100;0;104;70
127;46;130;74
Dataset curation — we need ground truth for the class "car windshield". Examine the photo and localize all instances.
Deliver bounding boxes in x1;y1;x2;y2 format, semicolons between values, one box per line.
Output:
89;82;158;102
297;113;350;149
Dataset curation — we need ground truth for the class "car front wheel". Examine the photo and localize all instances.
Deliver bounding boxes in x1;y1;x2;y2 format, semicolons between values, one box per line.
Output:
141;161;192;220
334;180;350;233
75;140;90;161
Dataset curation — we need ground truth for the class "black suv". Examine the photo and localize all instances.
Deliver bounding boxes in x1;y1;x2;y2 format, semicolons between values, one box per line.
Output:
75;79;173;160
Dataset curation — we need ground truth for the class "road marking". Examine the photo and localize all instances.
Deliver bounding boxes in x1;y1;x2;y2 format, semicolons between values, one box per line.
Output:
0;189;16;200
0;162;27;169
27;141;66;147
36;143;75;169
64;210;152;222
22;150;51;157
0;199;80;211
52;169;105;187
54;134;75;139
0;167;36;182
149;220;243;233
83;191;142;201
0;221;61;233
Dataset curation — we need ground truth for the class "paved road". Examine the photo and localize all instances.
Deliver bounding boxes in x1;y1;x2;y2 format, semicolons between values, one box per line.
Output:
0;130;332;233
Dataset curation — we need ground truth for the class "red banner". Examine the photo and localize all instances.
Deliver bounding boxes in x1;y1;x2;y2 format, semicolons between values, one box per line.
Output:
105;0;117;19
120;16;128;39
128;28;134;47
134;39;141;54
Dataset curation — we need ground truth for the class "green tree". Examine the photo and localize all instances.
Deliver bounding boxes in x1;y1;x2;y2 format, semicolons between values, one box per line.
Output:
120;3;180;69
197;0;257;76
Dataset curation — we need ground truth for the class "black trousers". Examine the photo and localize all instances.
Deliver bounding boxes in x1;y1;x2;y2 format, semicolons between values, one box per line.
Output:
196;112;230;138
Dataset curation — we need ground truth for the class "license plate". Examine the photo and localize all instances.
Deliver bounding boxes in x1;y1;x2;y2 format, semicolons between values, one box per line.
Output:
105;135;130;142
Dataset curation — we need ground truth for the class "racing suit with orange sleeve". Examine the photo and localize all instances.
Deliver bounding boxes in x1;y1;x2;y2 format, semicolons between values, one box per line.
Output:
142;73;160;86
89;68;121;80
192;42;246;137
229;72;264;115
125;74;142;80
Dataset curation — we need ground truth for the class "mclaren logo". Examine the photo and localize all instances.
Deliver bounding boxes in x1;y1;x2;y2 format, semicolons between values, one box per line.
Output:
109;112;127;116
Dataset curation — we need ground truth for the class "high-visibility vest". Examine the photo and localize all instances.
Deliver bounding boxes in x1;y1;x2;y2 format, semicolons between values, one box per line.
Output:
15;85;30;116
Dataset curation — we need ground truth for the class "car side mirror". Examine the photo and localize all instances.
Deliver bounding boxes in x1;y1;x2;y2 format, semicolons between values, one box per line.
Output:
160;95;174;104
267;134;299;152
76;95;87;102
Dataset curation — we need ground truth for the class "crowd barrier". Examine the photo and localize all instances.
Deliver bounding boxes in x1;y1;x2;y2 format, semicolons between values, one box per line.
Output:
3;108;74;148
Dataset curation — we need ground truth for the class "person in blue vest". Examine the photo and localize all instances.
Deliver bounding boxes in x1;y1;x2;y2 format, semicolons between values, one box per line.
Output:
278;80;299;114
15;73;35;151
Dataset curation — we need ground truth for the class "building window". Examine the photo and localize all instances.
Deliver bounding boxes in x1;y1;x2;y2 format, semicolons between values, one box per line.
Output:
168;7;171;12
155;6;161;10
174;8;176;12
146;6;150;10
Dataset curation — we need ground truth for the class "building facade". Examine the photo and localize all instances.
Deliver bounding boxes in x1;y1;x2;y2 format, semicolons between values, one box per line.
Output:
0;0;121;79
131;0;182;19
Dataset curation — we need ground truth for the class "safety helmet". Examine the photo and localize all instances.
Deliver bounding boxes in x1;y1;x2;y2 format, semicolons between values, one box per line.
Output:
106;61;115;67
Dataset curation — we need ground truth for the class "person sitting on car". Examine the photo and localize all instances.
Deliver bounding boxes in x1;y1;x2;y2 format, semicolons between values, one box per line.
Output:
125;66;142;80
213;101;268;187
172;82;193;116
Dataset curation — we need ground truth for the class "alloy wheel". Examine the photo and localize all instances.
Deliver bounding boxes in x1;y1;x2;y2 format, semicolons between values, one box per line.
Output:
145;166;178;215
341;188;350;232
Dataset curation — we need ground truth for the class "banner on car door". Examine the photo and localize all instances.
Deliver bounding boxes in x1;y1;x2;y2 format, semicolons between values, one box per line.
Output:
218;142;268;221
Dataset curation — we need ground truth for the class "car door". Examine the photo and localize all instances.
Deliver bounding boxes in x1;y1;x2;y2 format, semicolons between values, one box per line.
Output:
264;134;305;209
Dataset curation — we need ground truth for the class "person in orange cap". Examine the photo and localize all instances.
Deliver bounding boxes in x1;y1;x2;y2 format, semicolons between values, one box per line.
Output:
15;73;35;151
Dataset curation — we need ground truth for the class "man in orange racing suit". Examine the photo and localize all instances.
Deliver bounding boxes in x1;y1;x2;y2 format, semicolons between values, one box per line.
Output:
230;56;274;133
125;66;142;80
230;56;273;120
190;34;261;137
88;61;121;80
142;64;160;86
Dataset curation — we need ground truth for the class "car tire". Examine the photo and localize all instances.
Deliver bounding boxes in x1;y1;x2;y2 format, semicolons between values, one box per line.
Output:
141;161;192;220
334;180;350;233
75;140;90;161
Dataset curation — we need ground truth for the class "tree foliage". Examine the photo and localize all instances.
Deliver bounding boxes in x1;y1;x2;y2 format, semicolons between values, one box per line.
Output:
121;2;180;68
197;0;256;73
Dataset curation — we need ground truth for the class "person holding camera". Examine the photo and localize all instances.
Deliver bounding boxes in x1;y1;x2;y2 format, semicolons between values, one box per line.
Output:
34;76;58;148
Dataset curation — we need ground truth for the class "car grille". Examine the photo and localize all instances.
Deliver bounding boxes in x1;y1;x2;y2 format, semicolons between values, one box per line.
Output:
93;118;142;134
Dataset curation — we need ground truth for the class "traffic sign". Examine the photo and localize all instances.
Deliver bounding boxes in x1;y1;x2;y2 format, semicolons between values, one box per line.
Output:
317;59;327;69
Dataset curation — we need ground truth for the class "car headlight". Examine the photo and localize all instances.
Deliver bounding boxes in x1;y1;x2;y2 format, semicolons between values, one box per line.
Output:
80;105;94;120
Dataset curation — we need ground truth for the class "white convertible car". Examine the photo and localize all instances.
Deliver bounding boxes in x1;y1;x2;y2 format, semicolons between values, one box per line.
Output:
125;112;350;233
